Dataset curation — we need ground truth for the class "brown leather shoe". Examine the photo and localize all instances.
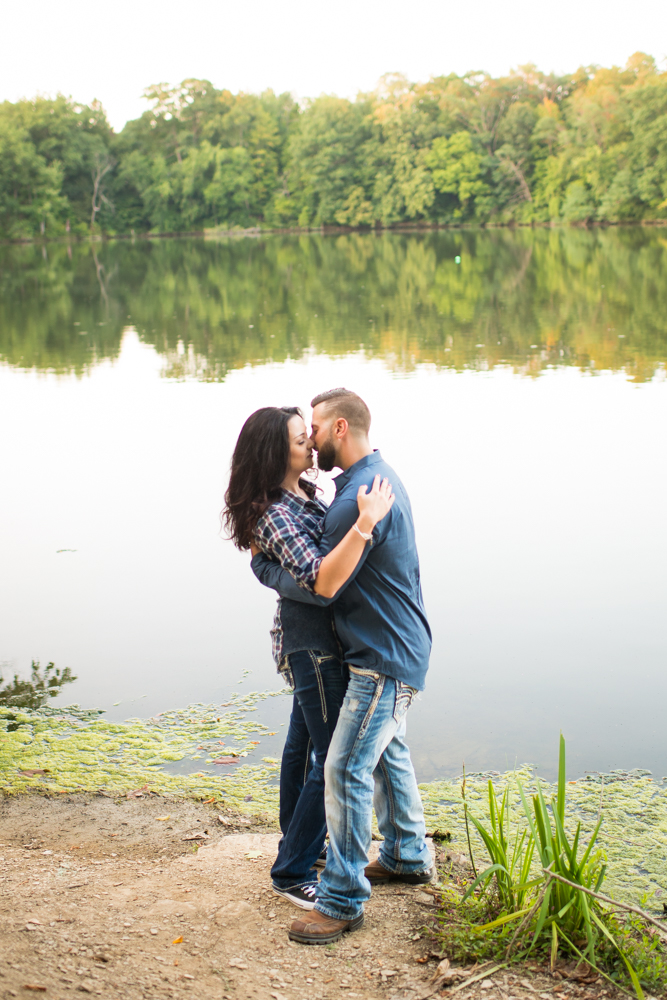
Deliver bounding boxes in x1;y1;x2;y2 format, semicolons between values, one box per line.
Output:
364;858;435;884
288;907;364;944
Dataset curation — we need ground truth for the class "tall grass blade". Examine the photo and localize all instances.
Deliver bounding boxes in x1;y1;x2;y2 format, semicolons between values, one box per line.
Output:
462;762;478;879
591;911;645;999
578;816;603;870
531;882;553;948
476;908;533;931
550;922;559;972
557;732;566;825
488;780;497;833
557;926;636;999
461;863;509;902
518;781;540;846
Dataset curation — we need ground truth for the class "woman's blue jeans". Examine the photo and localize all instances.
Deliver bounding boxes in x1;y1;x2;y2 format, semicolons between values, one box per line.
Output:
271;649;348;891
315;666;432;921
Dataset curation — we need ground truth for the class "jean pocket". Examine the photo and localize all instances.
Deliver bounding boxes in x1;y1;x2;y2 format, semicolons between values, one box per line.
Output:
316;654;339;667
357;675;385;739
308;651;330;723
393;681;416;724
349;666;381;681
342;671;385;740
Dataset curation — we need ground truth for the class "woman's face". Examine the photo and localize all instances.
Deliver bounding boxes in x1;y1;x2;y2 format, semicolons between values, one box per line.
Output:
286;415;314;476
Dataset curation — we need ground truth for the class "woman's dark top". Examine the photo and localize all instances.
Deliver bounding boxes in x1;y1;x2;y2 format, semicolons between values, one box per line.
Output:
253;485;341;674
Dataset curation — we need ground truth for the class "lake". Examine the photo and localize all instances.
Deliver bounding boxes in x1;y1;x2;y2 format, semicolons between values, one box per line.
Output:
1;227;666;782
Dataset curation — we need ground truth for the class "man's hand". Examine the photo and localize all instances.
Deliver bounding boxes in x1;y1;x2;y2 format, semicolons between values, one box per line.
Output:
249;540;261;557
356;475;395;535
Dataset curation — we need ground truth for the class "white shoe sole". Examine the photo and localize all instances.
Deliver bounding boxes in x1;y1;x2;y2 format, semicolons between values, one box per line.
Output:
272;886;317;910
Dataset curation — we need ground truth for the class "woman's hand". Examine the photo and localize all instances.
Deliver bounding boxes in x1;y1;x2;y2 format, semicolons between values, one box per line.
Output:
249;540;261;557
356;474;395;535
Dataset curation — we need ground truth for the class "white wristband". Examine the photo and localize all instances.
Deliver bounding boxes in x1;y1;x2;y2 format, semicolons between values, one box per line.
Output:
353;522;373;542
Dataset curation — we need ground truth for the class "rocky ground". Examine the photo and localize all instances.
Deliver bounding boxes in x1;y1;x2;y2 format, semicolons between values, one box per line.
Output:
0;794;635;1000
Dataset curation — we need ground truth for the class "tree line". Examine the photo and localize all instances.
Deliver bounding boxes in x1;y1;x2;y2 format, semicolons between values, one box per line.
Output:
1;53;666;239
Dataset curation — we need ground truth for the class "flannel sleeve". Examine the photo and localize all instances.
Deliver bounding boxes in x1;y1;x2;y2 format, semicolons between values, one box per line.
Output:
252;497;373;605
251;552;335;606
254;506;323;591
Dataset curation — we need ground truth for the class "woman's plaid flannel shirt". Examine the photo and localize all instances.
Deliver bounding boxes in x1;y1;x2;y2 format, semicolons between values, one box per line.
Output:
253;488;327;666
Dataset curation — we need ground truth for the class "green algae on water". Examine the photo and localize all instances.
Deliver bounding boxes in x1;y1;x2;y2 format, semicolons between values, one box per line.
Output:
418;766;667;907
0;692;286;814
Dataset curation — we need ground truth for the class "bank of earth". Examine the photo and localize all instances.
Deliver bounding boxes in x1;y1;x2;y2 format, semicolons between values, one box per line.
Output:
0;794;632;1000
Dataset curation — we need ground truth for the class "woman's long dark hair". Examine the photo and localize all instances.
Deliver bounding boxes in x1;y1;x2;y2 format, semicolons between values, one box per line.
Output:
222;406;315;550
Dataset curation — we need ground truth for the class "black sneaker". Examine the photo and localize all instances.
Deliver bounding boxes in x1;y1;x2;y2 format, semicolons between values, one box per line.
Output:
313;846;328;869
272;883;318;910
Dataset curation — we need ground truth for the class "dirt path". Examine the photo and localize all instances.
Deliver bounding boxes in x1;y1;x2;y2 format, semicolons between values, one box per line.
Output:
0;794;628;1000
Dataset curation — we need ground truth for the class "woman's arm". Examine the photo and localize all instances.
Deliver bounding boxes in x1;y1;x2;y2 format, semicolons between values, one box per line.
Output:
251;551;335;606
251;475;394;600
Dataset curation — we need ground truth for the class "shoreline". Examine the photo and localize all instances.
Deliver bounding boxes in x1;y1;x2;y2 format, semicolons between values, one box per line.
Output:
3;217;667;248
3;702;666;912
2;701;665;996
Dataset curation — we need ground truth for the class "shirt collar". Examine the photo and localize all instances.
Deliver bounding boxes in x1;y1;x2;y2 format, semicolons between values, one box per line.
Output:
279;487;323;511
333;450;382;491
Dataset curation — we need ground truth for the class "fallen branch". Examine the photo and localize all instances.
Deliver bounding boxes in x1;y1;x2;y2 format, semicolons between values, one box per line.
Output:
448;962;509;995
542;869;667;936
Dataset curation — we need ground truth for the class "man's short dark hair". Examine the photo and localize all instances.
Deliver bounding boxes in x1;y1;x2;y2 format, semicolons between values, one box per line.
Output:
310;388;371;436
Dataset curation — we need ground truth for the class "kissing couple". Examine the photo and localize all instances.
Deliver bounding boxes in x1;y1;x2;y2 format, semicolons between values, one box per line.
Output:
223;388;433;945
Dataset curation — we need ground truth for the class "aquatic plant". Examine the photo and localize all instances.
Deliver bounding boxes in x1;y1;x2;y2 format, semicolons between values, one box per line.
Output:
461;774;536;913
419;764;667;907
434;737;667;996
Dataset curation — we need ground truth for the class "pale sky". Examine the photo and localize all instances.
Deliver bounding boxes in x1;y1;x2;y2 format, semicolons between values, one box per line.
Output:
3;0;666;131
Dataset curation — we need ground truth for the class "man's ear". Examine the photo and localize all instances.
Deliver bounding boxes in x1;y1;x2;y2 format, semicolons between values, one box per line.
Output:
333;417;349;440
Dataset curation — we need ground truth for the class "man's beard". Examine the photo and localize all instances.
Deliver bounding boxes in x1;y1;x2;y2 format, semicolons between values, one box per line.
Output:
316;432;337;472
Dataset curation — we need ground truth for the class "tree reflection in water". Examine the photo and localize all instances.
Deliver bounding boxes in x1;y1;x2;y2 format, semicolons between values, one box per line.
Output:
0;660;76;710
1;228;666;383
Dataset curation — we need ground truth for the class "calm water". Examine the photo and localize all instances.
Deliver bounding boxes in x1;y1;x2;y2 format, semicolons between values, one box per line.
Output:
1;229;666;781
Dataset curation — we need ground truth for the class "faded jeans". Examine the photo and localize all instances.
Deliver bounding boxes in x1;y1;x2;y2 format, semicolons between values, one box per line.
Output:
315;666;432;921
271;649;348;891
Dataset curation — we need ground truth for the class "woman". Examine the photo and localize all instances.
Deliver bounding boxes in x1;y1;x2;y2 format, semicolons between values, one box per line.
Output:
223;406;393;910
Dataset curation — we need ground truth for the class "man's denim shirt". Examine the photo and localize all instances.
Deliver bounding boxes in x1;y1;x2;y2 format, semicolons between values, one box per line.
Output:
251;450;432;691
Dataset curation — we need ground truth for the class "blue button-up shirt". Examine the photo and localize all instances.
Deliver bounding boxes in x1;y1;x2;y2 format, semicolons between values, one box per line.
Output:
251;450;431;690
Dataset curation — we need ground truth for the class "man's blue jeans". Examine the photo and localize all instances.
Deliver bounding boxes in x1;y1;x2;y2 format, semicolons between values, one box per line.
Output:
315;666;432;921
271;649;348;891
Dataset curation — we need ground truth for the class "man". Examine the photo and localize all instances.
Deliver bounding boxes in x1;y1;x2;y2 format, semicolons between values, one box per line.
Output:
251;388;433;945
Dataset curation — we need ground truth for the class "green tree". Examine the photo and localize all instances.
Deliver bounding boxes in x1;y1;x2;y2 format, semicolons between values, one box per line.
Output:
426;131;490;219
0;95;113;237
284;96;373;226
0;114;66;237
2;55;667;239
